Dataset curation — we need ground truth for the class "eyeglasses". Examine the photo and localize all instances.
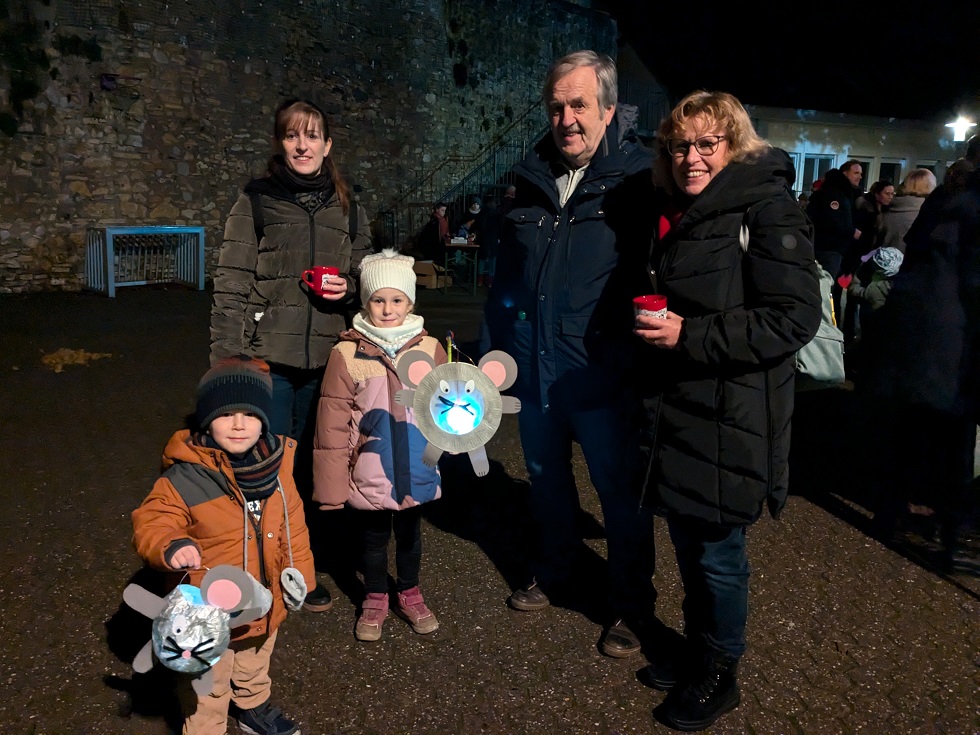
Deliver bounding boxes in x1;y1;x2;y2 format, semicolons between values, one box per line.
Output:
665;135;727;157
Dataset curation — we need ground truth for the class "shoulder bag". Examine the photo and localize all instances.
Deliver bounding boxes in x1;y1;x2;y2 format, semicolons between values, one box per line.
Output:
740;215;845;387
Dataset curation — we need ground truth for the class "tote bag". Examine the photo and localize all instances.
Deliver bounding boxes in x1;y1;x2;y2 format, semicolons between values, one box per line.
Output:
739;220;845;387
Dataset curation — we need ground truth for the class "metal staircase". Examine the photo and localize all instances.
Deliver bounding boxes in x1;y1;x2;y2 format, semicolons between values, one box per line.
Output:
377;102;547;249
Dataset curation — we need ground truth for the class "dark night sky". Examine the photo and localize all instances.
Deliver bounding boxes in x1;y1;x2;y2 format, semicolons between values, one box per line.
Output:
602;1;980;122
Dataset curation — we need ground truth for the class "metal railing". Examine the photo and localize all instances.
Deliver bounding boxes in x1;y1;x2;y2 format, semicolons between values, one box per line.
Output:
435;141;527;235
382;101;547;247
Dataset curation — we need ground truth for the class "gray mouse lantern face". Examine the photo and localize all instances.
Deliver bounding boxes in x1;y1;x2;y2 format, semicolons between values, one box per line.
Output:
394;350;521;477
419;361;498;448
122;564;272;695
151;584;231;675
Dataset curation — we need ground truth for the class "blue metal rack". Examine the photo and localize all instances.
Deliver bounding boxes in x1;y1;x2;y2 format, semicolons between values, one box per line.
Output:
85;226;206;297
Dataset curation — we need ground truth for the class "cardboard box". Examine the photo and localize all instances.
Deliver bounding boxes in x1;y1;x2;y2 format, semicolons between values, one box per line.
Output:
414;260;452;289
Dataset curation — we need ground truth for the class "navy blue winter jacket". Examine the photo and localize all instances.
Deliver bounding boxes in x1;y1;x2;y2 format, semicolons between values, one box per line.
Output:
483;106;654;410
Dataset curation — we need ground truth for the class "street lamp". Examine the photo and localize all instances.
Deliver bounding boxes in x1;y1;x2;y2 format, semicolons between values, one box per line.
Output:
945;116;976;142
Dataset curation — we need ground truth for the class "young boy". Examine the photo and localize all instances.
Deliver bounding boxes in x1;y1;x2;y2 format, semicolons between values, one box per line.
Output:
132;356;315;735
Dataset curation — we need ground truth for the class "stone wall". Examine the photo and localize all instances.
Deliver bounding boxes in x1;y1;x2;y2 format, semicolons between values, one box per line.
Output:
0;0;616;292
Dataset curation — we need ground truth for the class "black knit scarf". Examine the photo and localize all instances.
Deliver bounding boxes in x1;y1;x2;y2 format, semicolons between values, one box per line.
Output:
270;155;332;193
194;432;284;502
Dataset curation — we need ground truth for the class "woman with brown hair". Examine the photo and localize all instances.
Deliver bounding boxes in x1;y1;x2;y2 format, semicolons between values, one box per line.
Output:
210;99;373;612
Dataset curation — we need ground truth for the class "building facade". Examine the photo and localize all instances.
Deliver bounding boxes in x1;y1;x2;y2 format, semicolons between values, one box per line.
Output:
747;106;968;196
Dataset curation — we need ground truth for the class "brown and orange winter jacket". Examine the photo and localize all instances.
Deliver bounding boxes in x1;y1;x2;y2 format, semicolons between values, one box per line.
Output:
132;430;316;641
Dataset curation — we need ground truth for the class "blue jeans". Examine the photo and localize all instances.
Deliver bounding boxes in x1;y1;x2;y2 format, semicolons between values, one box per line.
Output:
270;365;323;493
479;254;497;278
667;517;750;659
517;397;655;619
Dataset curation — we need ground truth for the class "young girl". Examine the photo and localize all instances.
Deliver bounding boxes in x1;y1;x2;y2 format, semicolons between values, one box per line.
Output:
312;249;448;641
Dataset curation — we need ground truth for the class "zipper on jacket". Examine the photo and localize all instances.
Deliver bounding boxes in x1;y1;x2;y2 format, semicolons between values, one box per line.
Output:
637;398;663;509
249;511;268;586
765;371;774;497
304;209;316;369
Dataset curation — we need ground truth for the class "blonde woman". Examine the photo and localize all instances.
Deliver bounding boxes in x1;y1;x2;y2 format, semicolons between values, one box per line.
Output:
634;90;821;731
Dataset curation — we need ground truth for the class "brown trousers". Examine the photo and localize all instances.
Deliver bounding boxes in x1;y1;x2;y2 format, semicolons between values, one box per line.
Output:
178;630;276;735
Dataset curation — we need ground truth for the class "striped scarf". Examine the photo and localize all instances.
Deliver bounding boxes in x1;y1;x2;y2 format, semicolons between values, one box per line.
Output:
194;432;284;501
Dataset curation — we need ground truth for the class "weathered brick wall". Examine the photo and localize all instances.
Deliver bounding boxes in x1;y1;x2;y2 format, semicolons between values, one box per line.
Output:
0;0;616;292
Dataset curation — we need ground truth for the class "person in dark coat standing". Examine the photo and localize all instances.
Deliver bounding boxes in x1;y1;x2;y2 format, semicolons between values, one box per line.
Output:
415;202;450;263
842;180;895;344
807;167;860;324
859;165;980;570
806;167;859;270
477;195;500;287
634;90;821;731
482;50;656;660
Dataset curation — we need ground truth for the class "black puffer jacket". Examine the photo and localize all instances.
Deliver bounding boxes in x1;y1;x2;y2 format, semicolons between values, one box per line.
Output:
210;176;372;370
639;148;821;525
483;105;654;410
806;168;856;257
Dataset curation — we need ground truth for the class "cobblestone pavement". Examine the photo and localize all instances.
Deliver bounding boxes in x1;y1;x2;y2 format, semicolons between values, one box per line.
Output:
0;286;977;735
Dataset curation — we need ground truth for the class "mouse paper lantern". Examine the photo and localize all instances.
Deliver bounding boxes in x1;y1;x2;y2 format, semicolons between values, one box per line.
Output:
122;565;272;694
394;350;521;476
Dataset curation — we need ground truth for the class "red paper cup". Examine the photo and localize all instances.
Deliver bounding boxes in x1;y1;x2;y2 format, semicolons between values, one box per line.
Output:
633;294;667;321
302;266;340;293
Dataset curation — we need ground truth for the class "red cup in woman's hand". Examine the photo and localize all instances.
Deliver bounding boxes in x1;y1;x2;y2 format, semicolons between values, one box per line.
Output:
633;294;668;323
302;266;340;294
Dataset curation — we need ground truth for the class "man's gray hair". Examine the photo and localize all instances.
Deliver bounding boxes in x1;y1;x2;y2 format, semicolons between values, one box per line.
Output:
542;50;618;110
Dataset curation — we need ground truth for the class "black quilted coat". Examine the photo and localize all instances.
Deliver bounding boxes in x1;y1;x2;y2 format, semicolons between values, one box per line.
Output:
638;148;821;526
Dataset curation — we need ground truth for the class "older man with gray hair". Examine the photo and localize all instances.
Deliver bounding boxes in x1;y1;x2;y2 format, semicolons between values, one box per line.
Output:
482;50;657;657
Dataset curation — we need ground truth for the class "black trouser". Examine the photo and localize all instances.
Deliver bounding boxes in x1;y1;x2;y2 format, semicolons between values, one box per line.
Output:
269;365;323;494
357;506;423;594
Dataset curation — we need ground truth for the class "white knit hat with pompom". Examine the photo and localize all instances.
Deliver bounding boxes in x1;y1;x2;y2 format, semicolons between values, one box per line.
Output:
358;248;417;307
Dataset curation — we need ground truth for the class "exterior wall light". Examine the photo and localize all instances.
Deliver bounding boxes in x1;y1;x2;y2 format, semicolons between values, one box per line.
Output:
945;116;977;142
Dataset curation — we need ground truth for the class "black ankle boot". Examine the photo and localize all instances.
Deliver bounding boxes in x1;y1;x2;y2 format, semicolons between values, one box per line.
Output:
653;650;740;731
